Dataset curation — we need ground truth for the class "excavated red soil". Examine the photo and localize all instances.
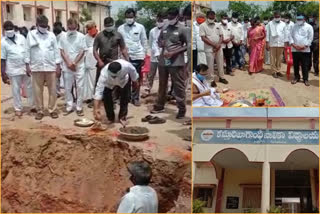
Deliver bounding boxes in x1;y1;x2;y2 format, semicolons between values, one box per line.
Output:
1;126;191;213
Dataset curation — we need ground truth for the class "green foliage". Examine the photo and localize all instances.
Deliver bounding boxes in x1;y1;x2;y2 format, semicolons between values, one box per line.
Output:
312;207;319;213
244;208;259;213
192;199;206;213
228;1;262;19
267;206;286;213
297;1;320;17
79;8;92;26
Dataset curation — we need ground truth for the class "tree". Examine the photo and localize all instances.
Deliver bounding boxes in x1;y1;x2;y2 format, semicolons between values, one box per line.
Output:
228;1;262;19
297;1;319;17
136;1;188;18
79;8;92;26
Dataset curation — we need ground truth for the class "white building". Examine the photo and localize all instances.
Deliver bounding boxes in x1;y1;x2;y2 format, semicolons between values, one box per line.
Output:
1;1;111;31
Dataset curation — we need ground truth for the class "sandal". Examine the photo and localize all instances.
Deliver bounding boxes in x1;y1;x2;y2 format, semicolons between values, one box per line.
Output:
50;111;59;119
141;115;156;122
148;117;166;124
291;79;299;84
76;110;84;116
35;112;44;120
63;110;74;116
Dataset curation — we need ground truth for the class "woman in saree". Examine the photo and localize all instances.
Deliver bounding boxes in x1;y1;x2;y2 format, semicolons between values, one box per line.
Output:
247;17;266;74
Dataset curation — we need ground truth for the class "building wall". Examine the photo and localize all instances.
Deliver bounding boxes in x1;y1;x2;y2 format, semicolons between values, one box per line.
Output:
222;168;262;213
2;1;110;32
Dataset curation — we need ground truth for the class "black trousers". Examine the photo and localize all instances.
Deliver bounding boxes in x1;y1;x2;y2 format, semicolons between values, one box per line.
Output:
193;49;198;71
103;82;130;121
223;47;232;73
129;59;143;103
313;45;319;75
292;52;309;81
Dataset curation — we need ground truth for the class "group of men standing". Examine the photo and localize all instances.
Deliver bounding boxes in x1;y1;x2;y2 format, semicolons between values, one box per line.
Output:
193;10;318;86
1;6;191;123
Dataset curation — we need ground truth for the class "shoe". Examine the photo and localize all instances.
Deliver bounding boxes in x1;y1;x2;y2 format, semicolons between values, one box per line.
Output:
76;110;84;116
63;109;74;116
30;108;37;113
35;112;44;120
277;72;284;77
148;117;166;124
219;78;229;84
304;80;310;86
50;111;59;119
87;102;93;108
227;72;235;76
272;73;278;78
176;111;186;119
141;115;156;122
291;79;299;84
150;107;165;114
132;100;141;107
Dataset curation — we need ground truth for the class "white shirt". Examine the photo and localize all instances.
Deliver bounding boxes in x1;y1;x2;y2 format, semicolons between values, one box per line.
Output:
193;21;198;50
117;185;158;213
285;21;295;41
149;26;162;62
266;20;287;47
289;22;314;52
243;22;251;42
84;33;97;69
220;23;233;48
94;59;138;100
118;22;147;60
229;22;244;44
1;34;27;77
25;29;61;72
59;31;86;71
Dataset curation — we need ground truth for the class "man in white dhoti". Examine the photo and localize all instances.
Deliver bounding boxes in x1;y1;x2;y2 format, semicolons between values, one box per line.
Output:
192;64;223;107
83;21;98;108
59;18;86;116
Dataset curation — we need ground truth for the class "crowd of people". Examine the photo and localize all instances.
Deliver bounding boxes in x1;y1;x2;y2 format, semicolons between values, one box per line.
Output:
192;10;318;106
1;6;191;125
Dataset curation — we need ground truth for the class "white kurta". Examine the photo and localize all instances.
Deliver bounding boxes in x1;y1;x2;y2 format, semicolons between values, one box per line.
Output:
83;34;97;100
192;73;223;107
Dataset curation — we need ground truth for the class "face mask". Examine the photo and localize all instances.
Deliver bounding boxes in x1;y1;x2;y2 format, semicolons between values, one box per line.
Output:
163;19;169;25
5;30;15;38
196;73;205;82
126;18;134;25
284;19;289;23
275;18;281;22
38;26;47;34
168;18;178;26
309;18;314;23
67;30;77;36
88;27;97;36
222;19;228;25
297;20;304;25
207;18;215;24
157;22;164;28
197;17;206;24
105;25;114;32
53;28;62;35
186;20;192;27
232;18;238;23
179;21;185;26
264;21;269;25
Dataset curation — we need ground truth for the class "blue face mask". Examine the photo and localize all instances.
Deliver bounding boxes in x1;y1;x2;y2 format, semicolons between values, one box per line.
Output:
309;18;314;23
197;73;205;82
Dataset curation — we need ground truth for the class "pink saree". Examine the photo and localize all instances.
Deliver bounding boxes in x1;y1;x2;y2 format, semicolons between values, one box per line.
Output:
248;25;266;73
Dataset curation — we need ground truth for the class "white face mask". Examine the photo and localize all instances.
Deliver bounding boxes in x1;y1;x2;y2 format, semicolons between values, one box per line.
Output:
222;19;228;25
168;18;178;26
157;22;164;28
274;18;281;22
207;18;215;24
38;26;48;34
5;30;15;38
105;25;114;32
126;18;134;25
297;20;304;25
163;19;169;25
67;30;77;36
284;19;289;23
232;18;238;23
186;20;192;27
264;21;269;25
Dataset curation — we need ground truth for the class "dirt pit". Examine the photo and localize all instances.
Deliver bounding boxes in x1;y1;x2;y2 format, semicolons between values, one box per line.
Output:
1;126;191;213
119;126;149;135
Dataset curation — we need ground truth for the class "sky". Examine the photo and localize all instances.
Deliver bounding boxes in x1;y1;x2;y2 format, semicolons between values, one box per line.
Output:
211;1;272;11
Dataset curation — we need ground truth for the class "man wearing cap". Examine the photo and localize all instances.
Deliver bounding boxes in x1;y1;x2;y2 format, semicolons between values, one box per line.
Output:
93;59;139;125
230;12;245;71
288;13;314;86
266;11;287;78
117;161;158;213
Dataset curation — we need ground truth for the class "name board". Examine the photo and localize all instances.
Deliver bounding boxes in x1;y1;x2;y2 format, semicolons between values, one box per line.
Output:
226;196;239;209
196;129;319;145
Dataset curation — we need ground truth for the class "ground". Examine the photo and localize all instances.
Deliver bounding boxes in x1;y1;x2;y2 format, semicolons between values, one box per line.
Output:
1;76;191;213
214;61;319;106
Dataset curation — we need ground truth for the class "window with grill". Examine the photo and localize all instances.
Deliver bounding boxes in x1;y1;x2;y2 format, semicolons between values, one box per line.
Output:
194;187;214;208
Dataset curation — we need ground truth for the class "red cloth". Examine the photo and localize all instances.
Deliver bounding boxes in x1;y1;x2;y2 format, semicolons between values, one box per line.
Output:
284;46;293;80
142;55;150;74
